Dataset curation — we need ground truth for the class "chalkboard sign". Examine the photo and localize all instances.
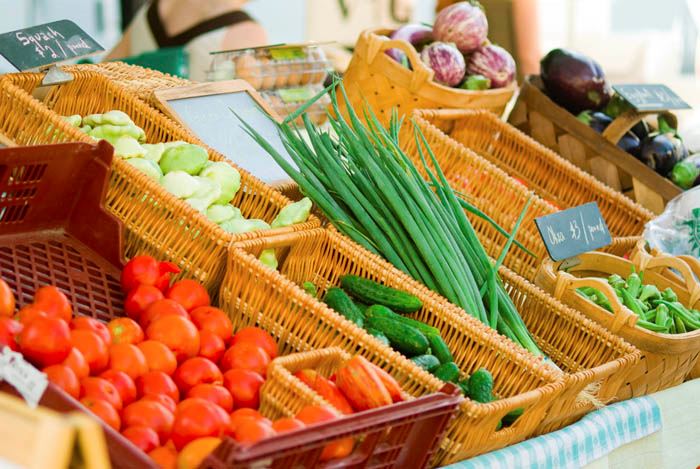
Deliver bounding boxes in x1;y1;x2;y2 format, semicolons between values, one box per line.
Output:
534;202;612;261
155;81;295;185
0;20;103;71
613;84;691;112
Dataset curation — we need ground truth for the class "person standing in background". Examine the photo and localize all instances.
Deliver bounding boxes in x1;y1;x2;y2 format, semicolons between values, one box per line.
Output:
105;0;267;81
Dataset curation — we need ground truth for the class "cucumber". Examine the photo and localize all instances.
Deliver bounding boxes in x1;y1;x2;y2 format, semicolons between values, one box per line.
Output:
340;275;423;313
457;379;470;396
323;287;364;327
410;354;441;372
364;316;429;356
502;407;523;427
426;333;453;364
468;368;494;404
432;362;460;382
366;327;390;347
364;305;439;336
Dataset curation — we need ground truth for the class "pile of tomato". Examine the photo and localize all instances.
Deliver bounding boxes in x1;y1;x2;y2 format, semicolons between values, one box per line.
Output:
0;255;346;469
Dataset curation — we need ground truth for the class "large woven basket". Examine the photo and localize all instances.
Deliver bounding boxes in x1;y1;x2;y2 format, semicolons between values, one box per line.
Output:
535;250;700;399
221;227;640;463
336;28;515;126
411;109;653;238
0;71;319;294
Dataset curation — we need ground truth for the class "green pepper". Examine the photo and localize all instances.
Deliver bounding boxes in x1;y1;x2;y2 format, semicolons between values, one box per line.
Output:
621;288;644;316
626;273;642;298
662;288;678;303
608;274;626;290
638;284;661;303
675;315;687;334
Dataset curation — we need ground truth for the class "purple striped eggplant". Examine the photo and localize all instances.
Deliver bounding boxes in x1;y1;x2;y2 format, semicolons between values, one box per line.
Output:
420;42;466;87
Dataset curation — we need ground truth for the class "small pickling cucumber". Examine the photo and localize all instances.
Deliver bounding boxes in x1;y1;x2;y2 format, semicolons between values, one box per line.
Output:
410;354;441;372
426;333;453;364
468;368;494;404
366;327;390;347
432;362;460;382
340;275;423;313
364;316;429;356
364;305;439;336
323;287;364;327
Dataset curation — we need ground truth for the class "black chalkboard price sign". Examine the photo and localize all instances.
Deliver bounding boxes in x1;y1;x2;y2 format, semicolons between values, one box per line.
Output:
534;202;612;261
0;20;103;71
613;84;691;112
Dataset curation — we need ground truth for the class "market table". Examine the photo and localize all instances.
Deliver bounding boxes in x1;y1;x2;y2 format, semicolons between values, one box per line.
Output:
443;379;700;469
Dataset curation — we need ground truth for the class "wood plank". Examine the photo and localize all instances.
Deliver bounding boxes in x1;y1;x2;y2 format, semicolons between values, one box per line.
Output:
633;178;666;214
589;156;622;191
558;134;589;171
529;110;558;149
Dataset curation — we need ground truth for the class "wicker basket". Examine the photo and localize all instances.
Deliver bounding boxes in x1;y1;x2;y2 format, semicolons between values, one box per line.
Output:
509;76;682;214
221;227;641;463
535;250;700;399
0;71;319;294
336;28;515;126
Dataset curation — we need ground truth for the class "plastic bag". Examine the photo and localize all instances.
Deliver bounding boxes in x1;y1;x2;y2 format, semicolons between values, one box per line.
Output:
644;186;700;257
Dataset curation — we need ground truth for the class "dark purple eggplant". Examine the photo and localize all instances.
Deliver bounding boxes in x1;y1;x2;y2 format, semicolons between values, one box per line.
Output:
630;120;650;141
577;111;612;133
617;131;641;158
640;132;688;177
540;48;613;114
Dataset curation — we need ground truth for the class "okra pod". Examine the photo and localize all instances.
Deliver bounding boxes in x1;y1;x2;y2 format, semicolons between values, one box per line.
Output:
638;284;661;303
637;319;669;332
675;315;687;334
621;288;644;316
655;304;669;327
626;273;642;298
661;288;678;303
607;274;625;289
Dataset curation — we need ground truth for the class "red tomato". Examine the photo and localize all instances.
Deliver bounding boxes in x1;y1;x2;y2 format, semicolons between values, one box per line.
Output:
43;364;79;399
108;317;144;345
124;284;164;321
70;316;111;346
33;286;72;322
226;409;271;437
272;417;305;433
222;369;264;409
122;400;174;444
148;445;177;469
99;370;137;406
17;304;48;325
219;343;270;377
108;343;148;379
0;317;22;351
70;329;109;374
121;255;180;293
295;405;337;425
18;316;71;367
122;425;160;453
166;280;210;312
140;299;189;331
229;327;278;359
81;397;121;431
177;437;222;469
146;315;200;363
197;330;226;363
137;371;180;403
171;398;226;450
173;357;223;393
80;377;123;411
190;306;232;342
62;348;89;379
141;394;177;414
233;418;275;444
137;340;177;375
296;405;354;460
187;384;233;413
0;279;15;317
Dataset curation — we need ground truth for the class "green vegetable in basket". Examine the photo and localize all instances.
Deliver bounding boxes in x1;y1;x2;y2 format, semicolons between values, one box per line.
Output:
460;74;491;91
655;303;669;327
468;368;494;403
206;204;241;224
323;287;365;327
159;143;208;175
200;162;241;204
219;218;270;234
82;113;104;127
113;135;146;158
620;288;644;316
302;281;318;297
125;158;163;182
675;315;687;333
142;143;166;163
259;249;278;269
271;197;312;228
61;114;82;127
90;123;146;143
607;274;625;290
502;407;524;427
638;284;661;303
101;110;133;127
191;177;222;205
626;272;642;298
161;170;201;198
661;288;678;303
80;124;92;134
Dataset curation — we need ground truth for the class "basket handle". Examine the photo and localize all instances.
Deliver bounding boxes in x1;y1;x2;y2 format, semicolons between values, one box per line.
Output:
553;272;639;333
633;249;700;306
601;110;677;144
365;37;434;93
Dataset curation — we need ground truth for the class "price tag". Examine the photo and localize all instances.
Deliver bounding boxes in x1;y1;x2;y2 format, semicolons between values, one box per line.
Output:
534;202;612;261
613;84;691;112
270;47;307;61
278;87;316;103
0;20;103;71
0;347;48;408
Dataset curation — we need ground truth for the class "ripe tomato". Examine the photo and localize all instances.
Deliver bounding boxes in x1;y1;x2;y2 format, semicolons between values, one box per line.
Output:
81;397;121;431
62;348;89;379
124;284;164;321
190;307;232;342
137;340;177;375
108;343;148;379
121;255;180;293
141;394;177;414
17;304;48;325
18;316;71;367
222;369;264;409
295;405;338;425
166;280;210;312
295;405;352;461
122;426;160;453
70;316;111;346
173;357;223;393
272;417;305;434
0;278;15;317
99;370;137;406
148;445;177;469
232;418;275;444
108;317;144;345
140;299;189;331
0;317;22;351
123;400;174;444
171;398;226;450
225;408;270;437
187;384;233;413
197;330;225;363
177;437;221;469
33;286;72;322
229;327;278;359
137;371;180;403
146;315;200;363
70;329;109;374
80;377;123;411
43;364;79;399
219;343;270;377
